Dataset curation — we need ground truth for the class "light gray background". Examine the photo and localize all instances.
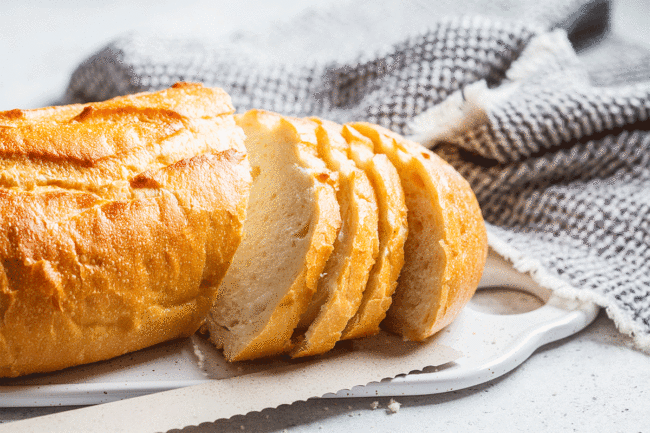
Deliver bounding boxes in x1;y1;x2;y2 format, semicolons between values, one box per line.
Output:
1;1;649;431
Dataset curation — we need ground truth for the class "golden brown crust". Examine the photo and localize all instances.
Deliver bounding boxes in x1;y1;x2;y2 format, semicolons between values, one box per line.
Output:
0;82;243;200
0;83;251;377
349;122;487;341
0;83;234;166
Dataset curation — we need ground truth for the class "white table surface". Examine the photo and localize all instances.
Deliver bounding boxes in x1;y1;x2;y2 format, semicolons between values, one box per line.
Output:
1;1;649;431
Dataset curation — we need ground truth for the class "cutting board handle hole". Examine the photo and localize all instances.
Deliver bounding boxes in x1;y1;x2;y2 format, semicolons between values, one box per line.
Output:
469;287;545;315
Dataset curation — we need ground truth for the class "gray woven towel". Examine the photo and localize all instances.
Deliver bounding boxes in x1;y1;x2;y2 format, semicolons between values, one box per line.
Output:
64;0;650;350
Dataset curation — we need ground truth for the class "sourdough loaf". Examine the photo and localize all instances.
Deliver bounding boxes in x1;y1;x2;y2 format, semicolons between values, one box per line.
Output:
0;83;252;377
205;110;341;361
290;119;379;358
349;122;488;341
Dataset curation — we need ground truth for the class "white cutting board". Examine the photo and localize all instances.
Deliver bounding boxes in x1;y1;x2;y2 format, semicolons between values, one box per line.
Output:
0;251;598;406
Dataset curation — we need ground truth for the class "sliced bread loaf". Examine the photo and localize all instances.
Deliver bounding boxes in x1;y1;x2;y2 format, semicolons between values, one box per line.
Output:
290;119;379;358
348;122;488;341
205;110;341;361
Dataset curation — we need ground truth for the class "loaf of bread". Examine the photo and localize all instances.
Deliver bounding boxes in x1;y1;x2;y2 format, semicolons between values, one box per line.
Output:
0;82;487;376
0;83;252;377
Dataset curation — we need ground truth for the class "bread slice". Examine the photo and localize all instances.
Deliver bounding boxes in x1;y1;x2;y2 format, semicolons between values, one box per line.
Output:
349;122;488;341
290;119;379;358
338;124;408;340
0;83;252;377
205;110;341;361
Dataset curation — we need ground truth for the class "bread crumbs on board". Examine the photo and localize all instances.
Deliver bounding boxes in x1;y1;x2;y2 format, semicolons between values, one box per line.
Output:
387;398;401;414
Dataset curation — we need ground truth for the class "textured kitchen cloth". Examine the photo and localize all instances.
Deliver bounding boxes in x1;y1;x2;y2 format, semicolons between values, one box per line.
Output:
64;0;650;350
